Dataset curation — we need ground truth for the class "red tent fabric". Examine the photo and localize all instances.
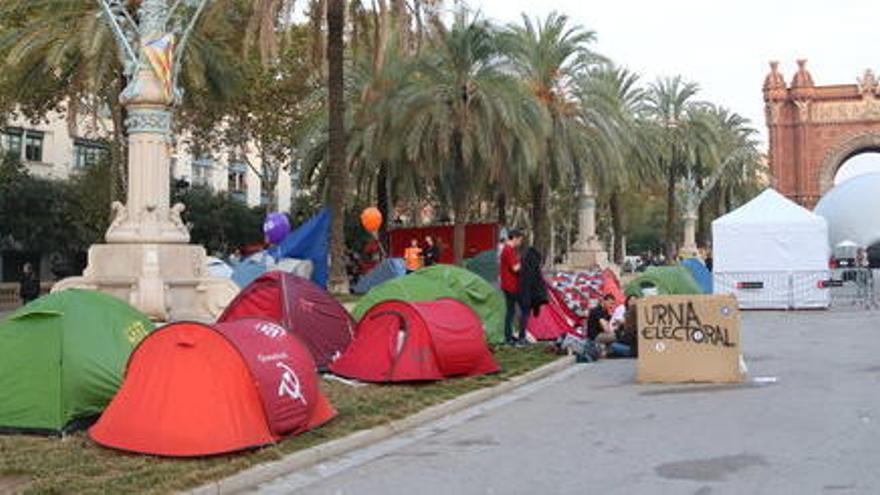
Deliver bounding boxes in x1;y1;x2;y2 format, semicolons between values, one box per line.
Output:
547;269;624;319
89;319;336;457
330;299;500;382
219;272;355;370
527;283;583;340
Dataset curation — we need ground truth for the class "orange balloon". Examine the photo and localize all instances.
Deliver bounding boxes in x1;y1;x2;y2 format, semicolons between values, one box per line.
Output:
360;207;383;232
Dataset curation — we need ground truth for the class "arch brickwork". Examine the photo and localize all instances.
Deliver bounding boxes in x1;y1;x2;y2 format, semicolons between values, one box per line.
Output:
763;60;880;208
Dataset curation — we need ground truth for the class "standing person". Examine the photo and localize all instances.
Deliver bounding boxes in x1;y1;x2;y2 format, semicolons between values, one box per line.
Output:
18;263;40;305
518;243;548;340
500;229;526;346
404;238;423;274
423;235;441;267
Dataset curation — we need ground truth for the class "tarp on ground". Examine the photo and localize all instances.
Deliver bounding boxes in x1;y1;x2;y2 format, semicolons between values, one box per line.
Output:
0;290;154;434
219;272;355;370
353;265;506;344
89;318;336;457
681;258;713;294
352;258;406;295
331;299;500;382
465;249;499;285
625;266;703;297
269;208;331;288
231;251;274;288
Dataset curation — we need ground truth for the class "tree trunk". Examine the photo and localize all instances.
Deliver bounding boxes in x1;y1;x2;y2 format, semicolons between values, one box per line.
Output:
530;170;550;256
452;129;467;264
610;190;625;265
377;160;390;251
326;0;349;293
664;161;677;263
496;191;507;226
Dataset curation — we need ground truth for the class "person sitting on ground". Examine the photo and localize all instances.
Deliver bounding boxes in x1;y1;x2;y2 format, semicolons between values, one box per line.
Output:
609;295;639;358
500;229;527;346
404;238;423;274
423;235;440;266
586;294;618;347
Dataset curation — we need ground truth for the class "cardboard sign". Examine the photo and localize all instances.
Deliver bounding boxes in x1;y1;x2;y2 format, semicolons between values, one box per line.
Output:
637;295;743;383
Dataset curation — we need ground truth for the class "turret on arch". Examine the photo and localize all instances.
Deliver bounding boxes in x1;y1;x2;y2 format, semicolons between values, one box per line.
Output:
764;60;880;208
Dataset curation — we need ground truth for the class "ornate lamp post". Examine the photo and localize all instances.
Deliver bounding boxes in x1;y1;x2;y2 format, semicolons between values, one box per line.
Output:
54;0;237;321
566;180;609;270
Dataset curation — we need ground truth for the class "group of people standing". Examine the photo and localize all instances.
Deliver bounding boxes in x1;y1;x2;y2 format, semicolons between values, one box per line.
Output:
403;235;441;273
498;229;547;347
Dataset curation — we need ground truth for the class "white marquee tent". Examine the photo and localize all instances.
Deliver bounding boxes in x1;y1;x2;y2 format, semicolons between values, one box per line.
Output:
712;188;831;309
814;172;880;250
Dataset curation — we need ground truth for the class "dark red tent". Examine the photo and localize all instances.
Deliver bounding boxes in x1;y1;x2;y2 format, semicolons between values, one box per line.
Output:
219;272;355;370
89;318;336;457
527;286;581;341
330;299;500;382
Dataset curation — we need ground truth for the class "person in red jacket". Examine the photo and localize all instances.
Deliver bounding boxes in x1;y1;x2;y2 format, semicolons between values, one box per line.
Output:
500;229;526;346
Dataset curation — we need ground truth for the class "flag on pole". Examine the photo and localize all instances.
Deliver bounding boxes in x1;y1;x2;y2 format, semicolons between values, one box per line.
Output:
143;34;175;101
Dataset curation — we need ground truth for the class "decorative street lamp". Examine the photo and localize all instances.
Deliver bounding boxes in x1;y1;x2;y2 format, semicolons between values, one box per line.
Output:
53;0;237;321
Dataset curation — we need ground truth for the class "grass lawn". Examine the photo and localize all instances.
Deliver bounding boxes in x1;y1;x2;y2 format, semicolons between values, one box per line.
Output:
0;345;561;494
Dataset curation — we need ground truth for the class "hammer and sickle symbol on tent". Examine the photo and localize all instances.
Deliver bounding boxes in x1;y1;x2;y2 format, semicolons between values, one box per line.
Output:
276;362;308;406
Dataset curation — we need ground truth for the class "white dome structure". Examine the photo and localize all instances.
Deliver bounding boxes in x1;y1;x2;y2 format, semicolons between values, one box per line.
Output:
814;173;880;249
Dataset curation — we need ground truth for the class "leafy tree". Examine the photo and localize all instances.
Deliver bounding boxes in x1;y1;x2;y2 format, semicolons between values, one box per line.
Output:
172;185;264;255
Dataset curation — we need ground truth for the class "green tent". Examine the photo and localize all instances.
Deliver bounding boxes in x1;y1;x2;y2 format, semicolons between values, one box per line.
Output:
625;266;704;297
465;249;499;285
354;265;506;344
0;289;154;434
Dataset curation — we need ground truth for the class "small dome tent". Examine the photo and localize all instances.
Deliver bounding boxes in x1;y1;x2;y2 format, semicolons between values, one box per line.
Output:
354;265;506;344
681;258;713;294
89;318;336;457
625;266;703;297
712;188;830;309
331;299;500;382
352;258;406;294
219;272;355;370
0;290;154;435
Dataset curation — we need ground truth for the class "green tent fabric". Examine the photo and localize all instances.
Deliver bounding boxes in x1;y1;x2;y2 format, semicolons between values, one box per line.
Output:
625;266;703;297
465;249;499;285
0;289;154;434
354;265;506;344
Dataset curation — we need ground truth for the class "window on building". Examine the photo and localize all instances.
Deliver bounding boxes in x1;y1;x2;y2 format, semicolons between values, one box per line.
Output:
73;139;107;168
192;155;214;187
2;129;23;158
228;160;248;203
24;131;43;162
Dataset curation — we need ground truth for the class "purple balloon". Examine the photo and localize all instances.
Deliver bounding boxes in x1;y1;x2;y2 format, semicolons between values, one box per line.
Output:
263;212;291;244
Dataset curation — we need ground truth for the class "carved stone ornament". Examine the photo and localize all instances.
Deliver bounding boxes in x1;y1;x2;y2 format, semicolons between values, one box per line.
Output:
858;69;879;98
125;108;172;134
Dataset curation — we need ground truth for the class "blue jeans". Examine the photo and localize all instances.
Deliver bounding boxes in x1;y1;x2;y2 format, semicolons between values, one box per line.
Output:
609;342;634;358
504;290;528;343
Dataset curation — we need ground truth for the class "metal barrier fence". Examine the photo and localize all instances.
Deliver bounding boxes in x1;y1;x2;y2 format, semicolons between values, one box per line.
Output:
714;271;831;310
828;268;878;309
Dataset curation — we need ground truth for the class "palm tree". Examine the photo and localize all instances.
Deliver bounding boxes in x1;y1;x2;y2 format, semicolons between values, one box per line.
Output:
577;65;649;264
325;0;349;292
645;76;715;261
499;12;601;255
391;10;545;263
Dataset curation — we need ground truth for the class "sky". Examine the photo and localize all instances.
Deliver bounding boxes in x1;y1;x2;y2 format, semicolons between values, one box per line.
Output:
473;0;880;182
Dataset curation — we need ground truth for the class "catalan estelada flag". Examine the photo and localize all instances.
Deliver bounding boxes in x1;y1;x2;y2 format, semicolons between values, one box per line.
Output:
143;34;175;101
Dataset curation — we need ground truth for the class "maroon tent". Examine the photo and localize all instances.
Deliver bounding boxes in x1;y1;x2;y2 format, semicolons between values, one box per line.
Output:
219;272;355;370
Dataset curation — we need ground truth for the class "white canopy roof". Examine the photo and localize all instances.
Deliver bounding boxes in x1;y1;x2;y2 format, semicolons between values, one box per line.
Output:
712;189;830;272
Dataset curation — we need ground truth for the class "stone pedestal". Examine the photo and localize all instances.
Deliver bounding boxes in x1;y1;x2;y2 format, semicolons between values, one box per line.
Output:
565;181;610;270
679;211;699;259
53;66;237;321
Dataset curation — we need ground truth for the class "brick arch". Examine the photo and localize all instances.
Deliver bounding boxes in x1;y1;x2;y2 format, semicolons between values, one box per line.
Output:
763;61;880;208
817;132;880;194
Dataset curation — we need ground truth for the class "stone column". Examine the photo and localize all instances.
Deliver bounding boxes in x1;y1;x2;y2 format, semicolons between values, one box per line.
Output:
680;209;699;259
566;181;609;270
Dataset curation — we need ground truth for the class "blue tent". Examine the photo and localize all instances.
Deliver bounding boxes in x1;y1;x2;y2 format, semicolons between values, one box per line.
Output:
268;208;331;288
681;258;713;294
352;258;406;294
230;253;272;288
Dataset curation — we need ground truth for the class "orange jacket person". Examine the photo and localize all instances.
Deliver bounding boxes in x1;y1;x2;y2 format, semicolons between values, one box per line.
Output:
404;238;423;273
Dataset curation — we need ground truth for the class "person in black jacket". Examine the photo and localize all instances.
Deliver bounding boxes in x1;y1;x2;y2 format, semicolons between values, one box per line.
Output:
517;244;548;345
19;263;40;304
423;235;441;266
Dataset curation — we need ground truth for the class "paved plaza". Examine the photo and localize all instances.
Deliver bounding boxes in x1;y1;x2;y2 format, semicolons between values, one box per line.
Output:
255;309;880;495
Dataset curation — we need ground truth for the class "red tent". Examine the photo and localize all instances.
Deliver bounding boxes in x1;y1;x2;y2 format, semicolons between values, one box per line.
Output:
89;319;336;457
548;269;625;319
527;283;583;341
330;299;500;382
219;272;355;370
